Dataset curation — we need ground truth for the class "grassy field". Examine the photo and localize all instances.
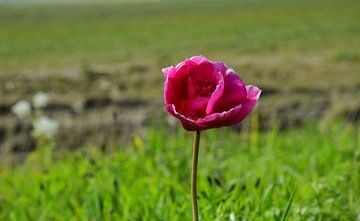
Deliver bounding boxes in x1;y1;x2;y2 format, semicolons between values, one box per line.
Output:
0;122;359;220
0;0;359;71
0;0;359;220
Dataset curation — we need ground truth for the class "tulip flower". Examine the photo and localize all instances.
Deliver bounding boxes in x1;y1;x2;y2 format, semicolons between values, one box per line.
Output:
163;55;261;221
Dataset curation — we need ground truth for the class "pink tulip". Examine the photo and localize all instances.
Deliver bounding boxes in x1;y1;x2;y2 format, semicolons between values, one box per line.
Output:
163;55;261;131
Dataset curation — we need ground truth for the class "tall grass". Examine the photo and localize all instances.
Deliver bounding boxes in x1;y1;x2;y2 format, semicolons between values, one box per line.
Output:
0;122;358;220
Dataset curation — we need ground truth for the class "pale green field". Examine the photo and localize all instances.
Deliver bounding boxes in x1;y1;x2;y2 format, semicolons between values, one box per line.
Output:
0;0;359;71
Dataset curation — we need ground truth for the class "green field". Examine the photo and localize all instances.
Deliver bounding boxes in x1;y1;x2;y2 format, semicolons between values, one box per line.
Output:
0;0;359;71
0;123;359;220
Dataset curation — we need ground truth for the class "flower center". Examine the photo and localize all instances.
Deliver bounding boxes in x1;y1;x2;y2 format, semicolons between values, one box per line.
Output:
194;79;216;97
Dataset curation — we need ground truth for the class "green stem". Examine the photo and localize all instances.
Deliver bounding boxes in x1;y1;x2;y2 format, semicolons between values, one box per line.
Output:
191;130;201;221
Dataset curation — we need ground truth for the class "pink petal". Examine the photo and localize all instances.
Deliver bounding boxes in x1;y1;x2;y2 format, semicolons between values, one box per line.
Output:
167;104;204;131
197;85;261;128
182;97;209;120
164;74;185;112
221;99;258;125
187;76;196;99
189;60;216;83
196;105;241;128
189;55;209;65
196;98;257;129
162;66;175;77
175;59;193;80
213;61;229;74
208;71;247;114
246;85;261;100
164;60;194;110
164;77;173;105
206;72;224;114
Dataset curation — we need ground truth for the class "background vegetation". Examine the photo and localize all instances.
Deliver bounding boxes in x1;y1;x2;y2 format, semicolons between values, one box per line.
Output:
0;0;359;71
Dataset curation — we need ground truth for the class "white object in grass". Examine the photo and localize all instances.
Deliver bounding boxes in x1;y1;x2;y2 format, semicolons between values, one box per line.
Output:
33;116;59;138
11;100;31;119
230;212;235;221
33;92;49;109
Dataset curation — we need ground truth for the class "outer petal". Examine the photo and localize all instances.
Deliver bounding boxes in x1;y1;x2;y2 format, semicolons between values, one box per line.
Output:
207;70;247;114
206;71;224;114
164;59;195;111
167;104;205;131
163;67;178;111
246;85;261;100
189;55;209;65
196;104;244;129
162;66;175;77
196;85;261;129
174;59;194;81
164;74;177;108
188;56;217;84
213;61;229;75
221;99;257;126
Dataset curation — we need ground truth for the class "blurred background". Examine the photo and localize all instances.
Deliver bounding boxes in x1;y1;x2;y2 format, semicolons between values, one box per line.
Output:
1;0;359;161
0;0;359;219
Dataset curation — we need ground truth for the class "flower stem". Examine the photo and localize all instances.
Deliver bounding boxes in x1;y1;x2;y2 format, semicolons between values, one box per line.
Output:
191;130;201;221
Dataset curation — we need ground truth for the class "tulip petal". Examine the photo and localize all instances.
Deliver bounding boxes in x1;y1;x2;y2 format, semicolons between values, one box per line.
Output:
196;104;242;128
187;76;197;99
165;60;194;111
189;55;209;65
167;104;204;131
206;72;224;114
208;71;247;114
189;58;216;84
246;85;261;100
162;66;175;77
175;59;193;80
222;85;261;125
197;85;261;128
213;61;229;74
196;101;250;128
221;99;257;126
164;75;185;113
182;97;209;120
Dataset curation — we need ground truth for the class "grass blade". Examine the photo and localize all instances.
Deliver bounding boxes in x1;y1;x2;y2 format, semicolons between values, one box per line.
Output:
280;186;297;221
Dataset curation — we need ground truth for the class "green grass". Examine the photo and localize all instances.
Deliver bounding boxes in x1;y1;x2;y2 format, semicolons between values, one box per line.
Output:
0;122;359;220
0;0;359;71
